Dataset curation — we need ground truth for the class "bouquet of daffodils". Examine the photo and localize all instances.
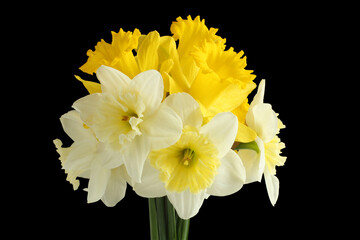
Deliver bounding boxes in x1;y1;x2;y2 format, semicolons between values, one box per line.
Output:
54;16;286;239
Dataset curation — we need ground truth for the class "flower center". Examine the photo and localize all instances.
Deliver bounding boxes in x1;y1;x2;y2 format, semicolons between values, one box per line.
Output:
149;126;220;193
182;148;195;166
114;92;145;146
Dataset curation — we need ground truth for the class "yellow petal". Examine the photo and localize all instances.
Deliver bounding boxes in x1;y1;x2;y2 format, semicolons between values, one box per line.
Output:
75;75;101;94
236;123;257;143
159;35;191;92
187;71;222;111
180;55;199;87
137;31;160;72
232;98;250;124
232;101;257;142
169;74;186;94
210;80;256;115
158;36;177;62
160;58;174;94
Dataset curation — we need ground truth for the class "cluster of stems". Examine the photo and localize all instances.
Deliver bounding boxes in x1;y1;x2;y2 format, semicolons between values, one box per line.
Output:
148;197;190;240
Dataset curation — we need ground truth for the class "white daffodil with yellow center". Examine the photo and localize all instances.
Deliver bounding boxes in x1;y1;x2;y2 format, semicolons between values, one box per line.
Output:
237;80;286;206
133;93;246;219
73;66;182;183
54;110;128;206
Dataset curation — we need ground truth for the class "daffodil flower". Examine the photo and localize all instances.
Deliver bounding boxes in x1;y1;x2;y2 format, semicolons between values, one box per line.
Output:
79;29;176;96
169;16;257;143
72;66;182;183
237;80;286;205
54;110;128;206
133;93;246;219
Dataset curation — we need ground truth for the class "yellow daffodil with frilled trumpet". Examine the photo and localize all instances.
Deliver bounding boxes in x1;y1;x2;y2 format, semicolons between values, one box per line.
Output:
54;16;286;239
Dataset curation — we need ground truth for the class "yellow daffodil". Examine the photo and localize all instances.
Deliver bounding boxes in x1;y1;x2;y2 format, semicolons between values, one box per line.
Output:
79;29;175;96
133;93;246;219
168;16;257;143
72;66;182;183
78;16;257;143
54;110;128;206
237;80;286;205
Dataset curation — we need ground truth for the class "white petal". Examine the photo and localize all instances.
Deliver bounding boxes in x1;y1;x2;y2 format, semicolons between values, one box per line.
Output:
117;165;133;187
200;112;238;158
141;103;182;150
101;167;127;207
101;154;123;170
73;93;129;148
237;137;266;184
264;166;279;206
246;80;278;143
131;70;163;115
54;139;81;190
207;150;245;196
53;139;70;165
60;110;93;142
163;92;203;128
167;189;206;220
133;161;166;198
250;79;265;108
96;65;131;96
122;135;150;183
246;80;264;132
97;144;124;170
72;93;103;126
248;103;278;143
63;140;95;171
87;159;111;203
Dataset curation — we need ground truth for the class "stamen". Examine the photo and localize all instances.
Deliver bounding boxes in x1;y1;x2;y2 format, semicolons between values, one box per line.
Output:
121;115;130;121
182;149;195;166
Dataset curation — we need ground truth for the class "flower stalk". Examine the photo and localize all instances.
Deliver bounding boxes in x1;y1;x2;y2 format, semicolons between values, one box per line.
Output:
149;197;190;240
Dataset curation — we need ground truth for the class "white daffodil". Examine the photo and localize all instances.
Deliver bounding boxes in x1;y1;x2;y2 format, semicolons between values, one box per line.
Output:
72;66;182;183
133;93;246;219
54;110;128;206
237;80;286;206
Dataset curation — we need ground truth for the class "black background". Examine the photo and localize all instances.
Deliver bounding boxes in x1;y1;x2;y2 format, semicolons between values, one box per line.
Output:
11;6;346;239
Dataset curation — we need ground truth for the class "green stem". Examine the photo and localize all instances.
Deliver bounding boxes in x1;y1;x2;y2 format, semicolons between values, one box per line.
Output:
148;198;159;240
155;197;167;240
148;197;190;240
166;197;177;240
177;218;190;240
